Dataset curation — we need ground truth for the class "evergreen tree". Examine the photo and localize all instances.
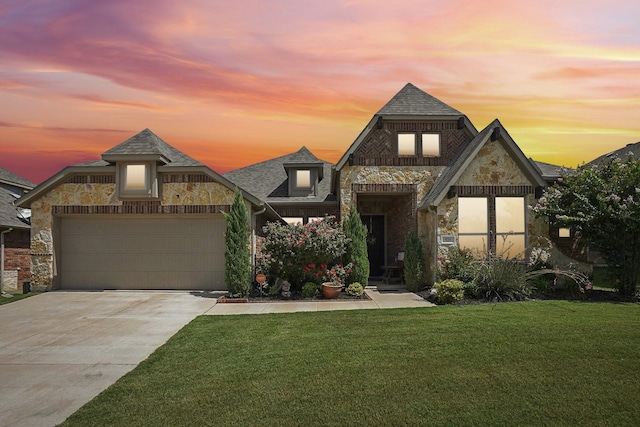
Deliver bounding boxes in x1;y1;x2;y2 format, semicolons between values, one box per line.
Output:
343;205;369;285
223;190;251;296
404;231;425;292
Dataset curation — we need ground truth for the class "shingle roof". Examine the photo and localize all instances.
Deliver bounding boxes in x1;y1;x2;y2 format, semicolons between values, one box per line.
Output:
530;159;566;182
223;147;336;204
0;187;30;229
377;83;463;116
588;141;640;165
0;166;35;189
102;128;203;167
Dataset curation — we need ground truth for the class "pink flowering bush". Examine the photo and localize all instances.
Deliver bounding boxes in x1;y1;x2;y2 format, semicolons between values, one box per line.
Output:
260;217;350;287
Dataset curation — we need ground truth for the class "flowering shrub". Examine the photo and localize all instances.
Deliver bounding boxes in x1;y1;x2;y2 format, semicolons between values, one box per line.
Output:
533;154;640;297
260;217;350;287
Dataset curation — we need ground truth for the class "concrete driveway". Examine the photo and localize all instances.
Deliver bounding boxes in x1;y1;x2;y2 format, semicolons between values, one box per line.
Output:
0;291;218;427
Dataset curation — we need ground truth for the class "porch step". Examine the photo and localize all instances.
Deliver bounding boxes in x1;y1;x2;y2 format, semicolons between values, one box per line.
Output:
376;283;406;292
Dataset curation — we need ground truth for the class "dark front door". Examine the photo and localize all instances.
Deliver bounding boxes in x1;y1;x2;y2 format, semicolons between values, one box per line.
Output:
362;215;385;277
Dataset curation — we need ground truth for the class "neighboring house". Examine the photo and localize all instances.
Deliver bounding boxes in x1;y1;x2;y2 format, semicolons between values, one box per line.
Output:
0;167;35;293
588;140;640;165
16;129;279;292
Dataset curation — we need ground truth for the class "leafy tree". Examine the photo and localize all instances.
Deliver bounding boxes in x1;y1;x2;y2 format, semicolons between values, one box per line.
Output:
223;190;251;296
343;205;369;285
532;154;640;297
404;231;425;292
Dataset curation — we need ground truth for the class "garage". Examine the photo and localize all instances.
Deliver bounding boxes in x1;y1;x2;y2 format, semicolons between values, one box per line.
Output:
58;215;227;290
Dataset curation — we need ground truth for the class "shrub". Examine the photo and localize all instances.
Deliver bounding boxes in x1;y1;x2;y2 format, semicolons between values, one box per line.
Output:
343;206;369;285
404;232;425;292
346;282;364;297
261;217;349;287
462;281;478;299
475;257;531;301
434;279;464;304
302;282;318;299
438;246;476;283
223;189;251;297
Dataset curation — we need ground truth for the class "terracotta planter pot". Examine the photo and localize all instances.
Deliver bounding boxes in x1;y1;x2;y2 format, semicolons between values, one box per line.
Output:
322;283;343;299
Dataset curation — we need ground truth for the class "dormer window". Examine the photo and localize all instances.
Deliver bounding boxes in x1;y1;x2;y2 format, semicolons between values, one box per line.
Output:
398;133;416;156
295;170;311;188
117;162;158;198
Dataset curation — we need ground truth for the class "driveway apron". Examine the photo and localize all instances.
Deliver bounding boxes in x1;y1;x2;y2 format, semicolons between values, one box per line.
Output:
0;291;218;427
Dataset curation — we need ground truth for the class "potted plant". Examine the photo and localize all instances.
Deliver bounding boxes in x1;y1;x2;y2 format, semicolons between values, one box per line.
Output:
321;263;353;299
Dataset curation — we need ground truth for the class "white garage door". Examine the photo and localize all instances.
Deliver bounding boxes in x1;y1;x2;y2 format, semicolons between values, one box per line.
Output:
59;216;227;290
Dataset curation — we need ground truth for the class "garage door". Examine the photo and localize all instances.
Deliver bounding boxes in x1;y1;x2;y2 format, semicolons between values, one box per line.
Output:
59;216;227;290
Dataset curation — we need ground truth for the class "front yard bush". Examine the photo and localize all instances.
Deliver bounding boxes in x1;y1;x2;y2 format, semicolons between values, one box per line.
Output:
302;282;318;298
223;190;251;296
475;257;531;301
404;231;425;292
343;206;369;285
346;282;364;297
260;217;349;288
434;279;464;304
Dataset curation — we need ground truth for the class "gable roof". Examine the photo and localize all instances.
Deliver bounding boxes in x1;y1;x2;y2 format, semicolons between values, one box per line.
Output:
335;83;476;170
530;159;566;183
15;129;279;219
419;119;547;209
588;141;640;166
377;83;463;116
223;147;336;204
0;166;36;190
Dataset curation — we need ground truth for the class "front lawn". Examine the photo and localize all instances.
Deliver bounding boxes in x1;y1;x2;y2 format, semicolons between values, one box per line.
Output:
62;302;640;426
0;293;37;306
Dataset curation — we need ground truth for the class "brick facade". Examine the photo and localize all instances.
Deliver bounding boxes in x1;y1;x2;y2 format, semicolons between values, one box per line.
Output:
2;229;30;292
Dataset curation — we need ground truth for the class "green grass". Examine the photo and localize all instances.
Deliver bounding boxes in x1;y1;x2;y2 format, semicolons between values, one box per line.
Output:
0;292;37;305
62;302;640;426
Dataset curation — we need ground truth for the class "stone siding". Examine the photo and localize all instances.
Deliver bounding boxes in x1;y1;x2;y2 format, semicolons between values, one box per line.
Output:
457;141;531;186
1;229;30;293
28;177;237;291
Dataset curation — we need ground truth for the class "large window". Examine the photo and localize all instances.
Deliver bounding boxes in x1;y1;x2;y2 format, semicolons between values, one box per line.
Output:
398;134;416;156
458;196;526;259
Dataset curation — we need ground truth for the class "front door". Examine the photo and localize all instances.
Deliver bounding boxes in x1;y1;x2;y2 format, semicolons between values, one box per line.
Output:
362;215;385;277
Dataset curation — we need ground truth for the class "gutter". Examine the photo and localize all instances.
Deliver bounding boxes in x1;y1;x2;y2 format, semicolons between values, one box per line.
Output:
1;228;13;296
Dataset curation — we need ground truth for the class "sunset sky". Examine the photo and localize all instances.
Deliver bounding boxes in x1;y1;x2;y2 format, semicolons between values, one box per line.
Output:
1;0;639;184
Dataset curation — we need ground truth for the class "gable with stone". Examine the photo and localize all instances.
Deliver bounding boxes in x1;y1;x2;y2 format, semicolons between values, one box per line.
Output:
17;129;278;291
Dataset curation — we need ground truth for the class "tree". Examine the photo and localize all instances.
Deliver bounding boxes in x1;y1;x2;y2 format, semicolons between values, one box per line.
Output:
223;189;251;296
343;205;369;285
532;154;640;297
404;231;425;292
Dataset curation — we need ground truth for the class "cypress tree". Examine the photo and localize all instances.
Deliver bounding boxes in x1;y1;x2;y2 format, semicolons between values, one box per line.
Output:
404;231;425;292
343;205;369;285
223;189;251;296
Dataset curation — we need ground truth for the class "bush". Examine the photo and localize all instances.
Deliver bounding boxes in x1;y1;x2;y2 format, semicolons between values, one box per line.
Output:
404;232;425;292
434;279;464;304
475;257;531;301
438;246;476;282
343;206;369;285
302;282;318;298
346;282;364;297
261;217;349;287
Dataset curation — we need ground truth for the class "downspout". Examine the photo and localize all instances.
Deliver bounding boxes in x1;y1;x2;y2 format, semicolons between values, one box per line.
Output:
251;206;267;277
1;228;14;296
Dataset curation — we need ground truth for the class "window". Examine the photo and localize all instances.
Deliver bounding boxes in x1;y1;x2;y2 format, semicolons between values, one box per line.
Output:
496;197;525;258
422;133;440;156
457;196;525;259
296;170;311;188
398;133;416;156
118;162;158;198
559;228;571;238
283;217;303;225
458;197;488;255
125;164;147;190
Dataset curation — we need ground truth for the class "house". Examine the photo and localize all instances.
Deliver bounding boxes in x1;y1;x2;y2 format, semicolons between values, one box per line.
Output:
16;129;279;292
228;83;549;283
19;83;555;291
588;140;640;165
0;167;35;293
